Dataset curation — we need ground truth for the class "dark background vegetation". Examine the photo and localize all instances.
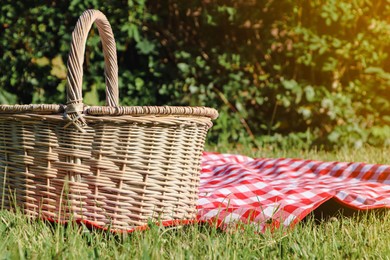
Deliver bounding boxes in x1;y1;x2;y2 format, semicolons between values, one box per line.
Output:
1;0;389;149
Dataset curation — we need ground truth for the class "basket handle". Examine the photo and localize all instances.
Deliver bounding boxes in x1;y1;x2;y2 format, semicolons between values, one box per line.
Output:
65;9;118;131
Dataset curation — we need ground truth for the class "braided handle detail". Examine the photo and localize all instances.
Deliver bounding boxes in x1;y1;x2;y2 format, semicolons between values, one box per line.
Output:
66;9;118;131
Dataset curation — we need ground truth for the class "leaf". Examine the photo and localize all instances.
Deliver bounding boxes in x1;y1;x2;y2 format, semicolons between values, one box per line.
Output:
0;89;17;104
258;74;269;81
383;116;390;123
32;56;50;67
273;65;281;71
135;77;144;91
321;98;334;109
50;55;66;79
189;85;198;94
298;107;312;119
235;100;244;112
364;67;390;80
84;84;100;106
328;131;340;143
122;23;140;42
304;86;315;102
177;63;190;74
281;79;298;90
136;40;156;55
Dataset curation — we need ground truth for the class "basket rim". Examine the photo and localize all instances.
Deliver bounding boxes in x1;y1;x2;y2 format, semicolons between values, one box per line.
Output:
0;104;219;120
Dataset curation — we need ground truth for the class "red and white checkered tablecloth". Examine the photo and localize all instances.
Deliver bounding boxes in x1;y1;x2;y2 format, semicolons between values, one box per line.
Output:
197;152;390;232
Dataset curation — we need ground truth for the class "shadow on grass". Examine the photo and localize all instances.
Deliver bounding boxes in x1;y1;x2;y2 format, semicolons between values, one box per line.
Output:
303;198;389;223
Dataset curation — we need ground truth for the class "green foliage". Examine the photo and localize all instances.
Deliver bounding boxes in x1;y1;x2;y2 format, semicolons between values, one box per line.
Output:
1;0;389;148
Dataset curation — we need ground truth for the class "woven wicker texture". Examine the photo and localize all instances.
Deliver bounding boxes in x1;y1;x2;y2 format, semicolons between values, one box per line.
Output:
0;9;217;230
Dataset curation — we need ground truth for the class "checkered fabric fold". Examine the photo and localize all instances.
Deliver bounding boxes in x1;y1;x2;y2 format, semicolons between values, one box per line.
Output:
198;152;390;232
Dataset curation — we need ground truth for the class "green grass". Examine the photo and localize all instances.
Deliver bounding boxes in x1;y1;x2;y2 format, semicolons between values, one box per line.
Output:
208;144;390;165
0;146;389;259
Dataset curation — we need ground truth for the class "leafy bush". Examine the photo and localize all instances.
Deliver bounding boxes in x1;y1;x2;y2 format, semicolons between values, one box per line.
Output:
1;0;389;148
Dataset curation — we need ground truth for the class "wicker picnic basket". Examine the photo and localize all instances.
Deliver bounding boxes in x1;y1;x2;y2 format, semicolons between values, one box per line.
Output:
0;10;218;230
